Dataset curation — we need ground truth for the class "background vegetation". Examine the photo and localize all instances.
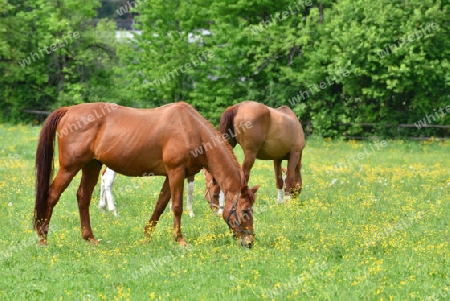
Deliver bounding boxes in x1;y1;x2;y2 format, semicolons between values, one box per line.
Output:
1;0;449;137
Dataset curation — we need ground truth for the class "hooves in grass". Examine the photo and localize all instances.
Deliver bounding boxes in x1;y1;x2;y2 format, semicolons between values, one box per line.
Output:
277;195;290;204
36;239;48;247
177;238;188;248
89;238;100;245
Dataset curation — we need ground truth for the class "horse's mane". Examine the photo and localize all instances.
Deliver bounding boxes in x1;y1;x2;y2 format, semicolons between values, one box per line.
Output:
276;105;294;113
180;102;241;171
219;106;236;134
276;105;299;121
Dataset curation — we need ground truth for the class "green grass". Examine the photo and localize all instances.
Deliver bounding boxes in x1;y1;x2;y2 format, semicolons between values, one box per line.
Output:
0;124;449;300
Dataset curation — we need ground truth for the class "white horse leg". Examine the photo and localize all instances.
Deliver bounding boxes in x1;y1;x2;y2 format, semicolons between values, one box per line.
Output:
282;167;290;203
274;160;284;203
217;190;225;215
277;189;284;203
186;178;195;218
99;178;107;210
101;168;118;217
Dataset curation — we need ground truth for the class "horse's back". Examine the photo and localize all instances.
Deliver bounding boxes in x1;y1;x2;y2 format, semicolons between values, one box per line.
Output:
56;102;207;176
233;101;305;159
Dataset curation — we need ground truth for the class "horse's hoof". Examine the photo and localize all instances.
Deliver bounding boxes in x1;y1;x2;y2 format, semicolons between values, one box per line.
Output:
177;239;188;247
188;212;195;218
137;238;151;244
144;224;156;238
89;238;100;245
37;239;48;247
278;195;290;204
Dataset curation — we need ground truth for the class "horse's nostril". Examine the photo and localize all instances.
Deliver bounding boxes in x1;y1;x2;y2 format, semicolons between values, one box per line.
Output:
241;237;253;248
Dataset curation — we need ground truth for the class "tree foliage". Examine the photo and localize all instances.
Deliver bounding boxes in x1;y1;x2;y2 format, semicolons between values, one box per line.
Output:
1;0;449;137
0;0;118;121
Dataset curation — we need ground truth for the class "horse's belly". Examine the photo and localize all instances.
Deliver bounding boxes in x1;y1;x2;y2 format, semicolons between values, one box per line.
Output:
256;142;291;160
95;139;167;176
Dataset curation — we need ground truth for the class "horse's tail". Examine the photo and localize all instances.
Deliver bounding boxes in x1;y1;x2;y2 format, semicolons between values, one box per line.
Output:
34;107;68;230
219;106;237;147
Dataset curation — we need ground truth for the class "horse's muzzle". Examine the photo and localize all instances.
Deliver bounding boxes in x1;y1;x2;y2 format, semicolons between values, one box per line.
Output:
240;235;254;248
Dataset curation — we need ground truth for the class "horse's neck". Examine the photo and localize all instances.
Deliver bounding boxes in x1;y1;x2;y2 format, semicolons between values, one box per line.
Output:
208;158;240;194
202;135;240;194
186;108;242;194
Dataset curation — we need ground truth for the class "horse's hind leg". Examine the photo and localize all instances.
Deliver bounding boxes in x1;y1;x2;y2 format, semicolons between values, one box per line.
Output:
144;177;171;238
77;160;102;243
38;167;79;244
186;176;195;218
273;159;284;203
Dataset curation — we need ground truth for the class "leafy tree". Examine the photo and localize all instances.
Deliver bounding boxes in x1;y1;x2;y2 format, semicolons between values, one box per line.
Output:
303;0;450;136
0;0;118;121
1;0;448;138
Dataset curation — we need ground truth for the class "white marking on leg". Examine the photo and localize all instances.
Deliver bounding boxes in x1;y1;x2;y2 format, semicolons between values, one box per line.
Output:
187;180;195;218
277;189;283;203
99;181;106;209
100;168;118;216
218;190;225;215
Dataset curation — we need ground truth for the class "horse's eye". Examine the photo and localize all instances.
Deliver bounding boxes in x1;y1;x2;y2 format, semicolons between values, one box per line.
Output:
242;207;252;214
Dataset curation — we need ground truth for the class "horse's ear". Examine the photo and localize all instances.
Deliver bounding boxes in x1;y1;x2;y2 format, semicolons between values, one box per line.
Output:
251;185;260;195
250;185;259;204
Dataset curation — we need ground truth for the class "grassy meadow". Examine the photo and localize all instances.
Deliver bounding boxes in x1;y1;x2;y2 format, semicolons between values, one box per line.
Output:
0;124;449;300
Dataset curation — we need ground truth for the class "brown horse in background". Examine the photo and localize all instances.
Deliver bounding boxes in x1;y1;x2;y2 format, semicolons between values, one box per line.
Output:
34;102;258;248
206;101;305;203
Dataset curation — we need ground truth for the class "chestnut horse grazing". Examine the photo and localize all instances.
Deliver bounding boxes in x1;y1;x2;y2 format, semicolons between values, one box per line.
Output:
34;102;258;247
211;101;305;203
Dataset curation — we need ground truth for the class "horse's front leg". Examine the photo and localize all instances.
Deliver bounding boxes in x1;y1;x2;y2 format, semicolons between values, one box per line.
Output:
294;151;303;196
186;176;195;218
285;151;300;198
273;159;284;203
168;168;187;247
144;177;171;238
